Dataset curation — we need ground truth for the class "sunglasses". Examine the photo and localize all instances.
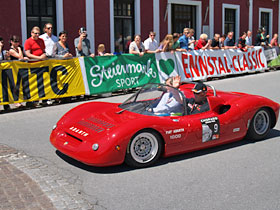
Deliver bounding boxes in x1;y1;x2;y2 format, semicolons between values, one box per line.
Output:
193;90;203;95
32;32;40;35
47;27;52;29
13;40;19;43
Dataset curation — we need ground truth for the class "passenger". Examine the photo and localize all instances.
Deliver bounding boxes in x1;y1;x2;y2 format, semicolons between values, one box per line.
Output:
169;76;209;114
149;75;210;115
152;76;182;113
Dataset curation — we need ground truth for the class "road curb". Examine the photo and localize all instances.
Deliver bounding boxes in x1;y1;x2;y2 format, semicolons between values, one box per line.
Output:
0;144;94;210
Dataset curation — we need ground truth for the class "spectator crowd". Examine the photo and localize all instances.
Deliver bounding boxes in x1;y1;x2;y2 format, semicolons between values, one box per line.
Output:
0;24;279;111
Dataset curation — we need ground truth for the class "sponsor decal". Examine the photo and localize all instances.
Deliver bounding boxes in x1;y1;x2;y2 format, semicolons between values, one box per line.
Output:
200;117;220;142
233;128;240;133
69;126;89;137
166;128;184;140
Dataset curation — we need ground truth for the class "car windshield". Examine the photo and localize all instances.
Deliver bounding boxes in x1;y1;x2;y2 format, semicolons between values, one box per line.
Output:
119;83;186;116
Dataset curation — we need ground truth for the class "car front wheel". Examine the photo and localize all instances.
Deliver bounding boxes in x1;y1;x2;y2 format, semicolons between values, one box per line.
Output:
246;108;271;141
125;130;162;168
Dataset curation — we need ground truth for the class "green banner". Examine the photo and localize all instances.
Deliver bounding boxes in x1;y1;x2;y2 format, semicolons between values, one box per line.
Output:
83;54;162;94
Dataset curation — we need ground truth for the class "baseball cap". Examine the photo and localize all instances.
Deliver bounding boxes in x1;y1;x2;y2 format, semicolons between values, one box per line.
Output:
80;27;87;33
192;83;207;93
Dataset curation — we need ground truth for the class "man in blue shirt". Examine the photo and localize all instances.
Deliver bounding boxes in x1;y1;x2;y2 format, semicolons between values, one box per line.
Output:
178;28;189;51
224;31;237;49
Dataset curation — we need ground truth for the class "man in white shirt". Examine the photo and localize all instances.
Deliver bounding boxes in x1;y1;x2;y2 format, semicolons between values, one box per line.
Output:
39;23;58;57
143;31;160;53
188;28;196;50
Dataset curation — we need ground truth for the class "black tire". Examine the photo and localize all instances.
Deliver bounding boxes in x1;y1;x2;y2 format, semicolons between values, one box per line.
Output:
246;108;271;141
125;129;162;168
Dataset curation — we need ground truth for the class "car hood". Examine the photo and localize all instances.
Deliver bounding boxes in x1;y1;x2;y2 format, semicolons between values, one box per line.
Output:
59;102;143;142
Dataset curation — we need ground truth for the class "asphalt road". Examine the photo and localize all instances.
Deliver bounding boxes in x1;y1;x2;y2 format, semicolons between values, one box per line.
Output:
1;70;280;210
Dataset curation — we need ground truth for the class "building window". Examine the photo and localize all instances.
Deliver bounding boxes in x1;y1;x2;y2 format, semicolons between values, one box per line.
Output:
171;4;196;34
224;8;236;39
26;0;57;35
260;12;270;34
259;8;272;38
114;0;135;53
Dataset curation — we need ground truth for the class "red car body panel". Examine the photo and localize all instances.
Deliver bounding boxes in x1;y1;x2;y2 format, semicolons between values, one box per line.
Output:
50;83;280;167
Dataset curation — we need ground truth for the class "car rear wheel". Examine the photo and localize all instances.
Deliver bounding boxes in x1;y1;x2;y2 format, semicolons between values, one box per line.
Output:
125;130;162;168
246;108;271;141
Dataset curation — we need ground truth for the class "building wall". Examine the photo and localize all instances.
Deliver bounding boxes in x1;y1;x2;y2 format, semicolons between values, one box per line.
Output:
140;0;154;39
94;0;110;55
214;0;249;37
63;0;86;54
159;0;168;42
0;0;21;46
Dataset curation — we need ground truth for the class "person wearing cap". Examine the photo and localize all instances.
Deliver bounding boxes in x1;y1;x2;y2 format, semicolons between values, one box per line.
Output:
166;76;209;114
187;83;209;114
74;27;95;57
151;76;209;115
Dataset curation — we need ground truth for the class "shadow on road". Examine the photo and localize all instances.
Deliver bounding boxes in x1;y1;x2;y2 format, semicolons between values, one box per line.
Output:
56;128;280;174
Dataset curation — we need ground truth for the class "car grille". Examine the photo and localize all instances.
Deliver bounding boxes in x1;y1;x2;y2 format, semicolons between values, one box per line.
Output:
76;117;115;133
87;117;114;128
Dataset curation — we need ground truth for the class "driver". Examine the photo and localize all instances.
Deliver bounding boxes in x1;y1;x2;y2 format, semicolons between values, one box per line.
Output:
187;83;209;114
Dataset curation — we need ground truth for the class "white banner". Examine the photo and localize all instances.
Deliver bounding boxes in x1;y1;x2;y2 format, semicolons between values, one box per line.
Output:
156;46;267;81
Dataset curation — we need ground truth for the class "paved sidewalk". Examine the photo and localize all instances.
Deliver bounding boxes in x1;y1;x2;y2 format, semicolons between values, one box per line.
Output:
0;144;94;210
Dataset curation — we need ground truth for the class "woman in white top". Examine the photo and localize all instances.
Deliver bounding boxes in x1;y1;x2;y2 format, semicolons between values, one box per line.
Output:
129;35;146;56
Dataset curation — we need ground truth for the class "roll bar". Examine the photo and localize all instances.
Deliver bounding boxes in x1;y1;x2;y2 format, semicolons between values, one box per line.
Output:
207;84;217;97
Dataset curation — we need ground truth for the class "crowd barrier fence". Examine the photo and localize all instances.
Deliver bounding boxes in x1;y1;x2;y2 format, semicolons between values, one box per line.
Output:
0;47;269;105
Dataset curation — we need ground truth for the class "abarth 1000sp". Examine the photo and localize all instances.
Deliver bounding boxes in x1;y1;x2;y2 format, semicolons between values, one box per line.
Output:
50;83;279;168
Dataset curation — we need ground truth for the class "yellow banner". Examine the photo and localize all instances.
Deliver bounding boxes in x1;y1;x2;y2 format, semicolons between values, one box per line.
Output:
0;58;85;105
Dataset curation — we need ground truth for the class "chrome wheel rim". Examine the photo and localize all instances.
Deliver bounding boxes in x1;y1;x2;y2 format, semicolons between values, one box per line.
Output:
253;110;270;135
130;132;159;164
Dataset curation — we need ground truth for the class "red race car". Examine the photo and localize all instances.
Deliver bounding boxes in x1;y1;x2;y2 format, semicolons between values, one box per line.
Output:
50;83;280;168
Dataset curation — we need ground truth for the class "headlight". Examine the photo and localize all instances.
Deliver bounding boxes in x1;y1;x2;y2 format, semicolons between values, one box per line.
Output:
52;124;57;130
92;143;99;151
